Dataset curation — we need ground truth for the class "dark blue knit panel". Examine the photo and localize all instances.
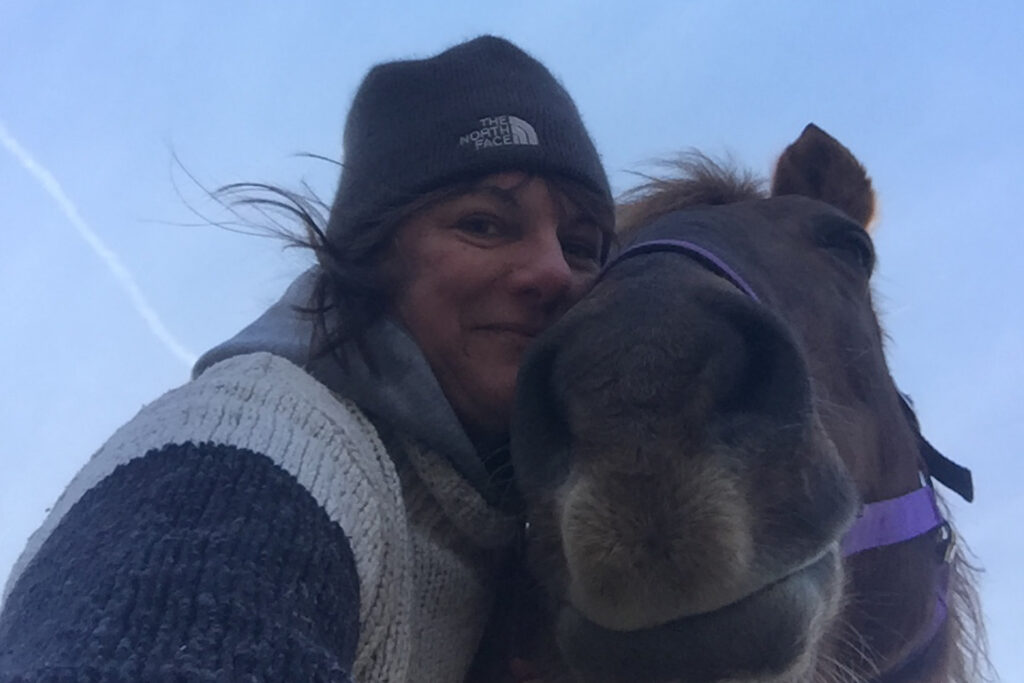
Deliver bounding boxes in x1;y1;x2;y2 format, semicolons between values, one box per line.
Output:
0;442;359;682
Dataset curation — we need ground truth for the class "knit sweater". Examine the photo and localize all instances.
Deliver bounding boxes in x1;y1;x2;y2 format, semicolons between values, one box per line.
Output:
0;352;519;681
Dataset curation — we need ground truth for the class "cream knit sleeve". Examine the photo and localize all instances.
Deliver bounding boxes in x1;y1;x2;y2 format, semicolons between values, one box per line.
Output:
3;352;414;681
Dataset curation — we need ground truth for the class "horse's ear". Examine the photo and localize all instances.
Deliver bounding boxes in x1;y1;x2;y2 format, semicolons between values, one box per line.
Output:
771;124;876;230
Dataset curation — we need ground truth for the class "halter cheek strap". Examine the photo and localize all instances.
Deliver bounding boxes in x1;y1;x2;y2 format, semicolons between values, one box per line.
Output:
900;393;974;502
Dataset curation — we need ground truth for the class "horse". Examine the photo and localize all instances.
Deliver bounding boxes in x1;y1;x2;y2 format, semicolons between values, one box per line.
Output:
497;125;984;683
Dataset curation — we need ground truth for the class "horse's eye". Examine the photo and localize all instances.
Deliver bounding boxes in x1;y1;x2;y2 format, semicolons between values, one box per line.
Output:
815;218;875;274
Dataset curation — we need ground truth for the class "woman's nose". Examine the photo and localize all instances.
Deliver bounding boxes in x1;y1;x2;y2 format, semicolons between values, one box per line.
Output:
510;227;573;306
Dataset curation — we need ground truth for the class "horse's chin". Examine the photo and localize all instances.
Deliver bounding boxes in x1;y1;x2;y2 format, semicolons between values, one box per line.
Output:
554;551;841;683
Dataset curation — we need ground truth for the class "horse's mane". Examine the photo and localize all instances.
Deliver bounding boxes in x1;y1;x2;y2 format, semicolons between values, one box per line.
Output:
944;526;993;683
616;153;766;235
614;153;993;683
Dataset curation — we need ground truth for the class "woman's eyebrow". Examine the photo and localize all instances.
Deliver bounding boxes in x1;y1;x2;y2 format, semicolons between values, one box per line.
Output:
468;183;521;209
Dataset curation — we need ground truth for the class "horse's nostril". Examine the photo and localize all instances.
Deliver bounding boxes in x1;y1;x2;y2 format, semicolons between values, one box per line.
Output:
710;299;811;423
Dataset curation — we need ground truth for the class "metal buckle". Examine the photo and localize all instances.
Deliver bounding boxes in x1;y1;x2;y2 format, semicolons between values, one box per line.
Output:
937;521;956;563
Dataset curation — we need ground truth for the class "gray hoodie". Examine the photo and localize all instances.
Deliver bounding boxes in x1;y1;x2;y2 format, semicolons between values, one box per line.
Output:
192;268;503;504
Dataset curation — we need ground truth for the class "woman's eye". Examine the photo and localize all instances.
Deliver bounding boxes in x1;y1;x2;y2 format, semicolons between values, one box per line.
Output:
456;215;506;238
562;239;599;260
560;222;604;268
561;238;602;269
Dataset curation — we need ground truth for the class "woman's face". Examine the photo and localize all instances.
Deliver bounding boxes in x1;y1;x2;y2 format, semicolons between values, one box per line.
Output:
392;172;605;444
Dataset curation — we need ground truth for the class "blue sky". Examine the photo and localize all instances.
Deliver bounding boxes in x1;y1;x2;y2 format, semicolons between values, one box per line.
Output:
1;2;1020;678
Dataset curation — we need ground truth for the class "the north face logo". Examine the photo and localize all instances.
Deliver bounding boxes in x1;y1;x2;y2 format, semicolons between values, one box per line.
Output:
459;115;539;150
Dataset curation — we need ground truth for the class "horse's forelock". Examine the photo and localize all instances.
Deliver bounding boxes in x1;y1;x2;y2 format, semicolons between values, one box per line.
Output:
616;153;767;236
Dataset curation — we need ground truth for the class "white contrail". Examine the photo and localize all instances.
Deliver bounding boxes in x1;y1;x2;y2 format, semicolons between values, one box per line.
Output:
0;119;198;368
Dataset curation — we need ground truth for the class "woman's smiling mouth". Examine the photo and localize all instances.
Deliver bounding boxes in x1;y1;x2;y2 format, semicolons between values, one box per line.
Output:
480;322;545;339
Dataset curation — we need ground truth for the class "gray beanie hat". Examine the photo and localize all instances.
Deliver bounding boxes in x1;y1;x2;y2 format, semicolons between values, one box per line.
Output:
325;35;611;240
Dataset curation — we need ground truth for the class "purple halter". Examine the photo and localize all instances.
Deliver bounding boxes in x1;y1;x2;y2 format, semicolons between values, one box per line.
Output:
602;239;763;302
603;237;974;678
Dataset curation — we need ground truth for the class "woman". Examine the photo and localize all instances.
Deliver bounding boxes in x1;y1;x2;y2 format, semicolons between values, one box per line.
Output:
0;36;612;681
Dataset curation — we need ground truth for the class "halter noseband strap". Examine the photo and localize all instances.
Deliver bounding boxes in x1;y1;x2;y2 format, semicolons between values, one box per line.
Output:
601;239;762;303
840;485;945;557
